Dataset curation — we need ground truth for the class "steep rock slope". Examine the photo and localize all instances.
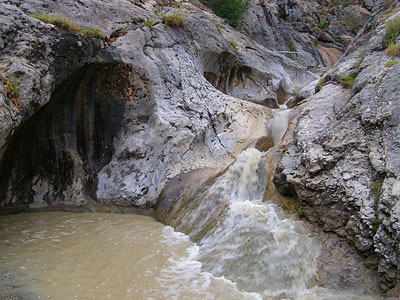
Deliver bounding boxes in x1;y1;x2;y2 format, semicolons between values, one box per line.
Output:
240;0;372;67
0;0;316;211
274;0;400;292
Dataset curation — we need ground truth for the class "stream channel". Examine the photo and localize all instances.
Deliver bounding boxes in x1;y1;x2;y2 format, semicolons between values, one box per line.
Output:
0;107;380;300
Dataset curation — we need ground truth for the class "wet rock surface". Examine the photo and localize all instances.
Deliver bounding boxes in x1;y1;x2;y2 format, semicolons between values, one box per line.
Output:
274;4;400;292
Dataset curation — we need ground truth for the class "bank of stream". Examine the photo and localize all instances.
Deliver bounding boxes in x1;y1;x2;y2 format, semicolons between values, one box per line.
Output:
0;107;382;300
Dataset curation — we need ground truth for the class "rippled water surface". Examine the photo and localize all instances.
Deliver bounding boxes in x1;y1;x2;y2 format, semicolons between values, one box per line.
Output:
0;212;259;300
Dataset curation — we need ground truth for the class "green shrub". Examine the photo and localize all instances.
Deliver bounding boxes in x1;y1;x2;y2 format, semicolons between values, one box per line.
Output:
163;13;186;28
341;74;357;89
201;0;250;27
386;43;400;57
31;14;81;33
82;28;103;38
385;17;400;43
317;21;329;30
385;59;399;67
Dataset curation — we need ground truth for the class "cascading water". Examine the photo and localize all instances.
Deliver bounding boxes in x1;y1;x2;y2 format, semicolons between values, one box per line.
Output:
193;148;319;299
269;108;290;145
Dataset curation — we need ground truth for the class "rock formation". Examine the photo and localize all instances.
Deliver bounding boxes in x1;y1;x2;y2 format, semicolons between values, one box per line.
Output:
239;0;372;67
0;0;315;211
0;0;399;296
274;0;400;293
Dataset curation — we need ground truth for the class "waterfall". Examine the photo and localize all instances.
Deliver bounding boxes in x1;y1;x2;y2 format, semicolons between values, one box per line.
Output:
269;109;290;145
192;148;319;299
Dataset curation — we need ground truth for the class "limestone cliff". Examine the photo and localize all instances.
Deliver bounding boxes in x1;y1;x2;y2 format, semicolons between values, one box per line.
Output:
274;0;400;293
239;0;372;67
0;0;315;211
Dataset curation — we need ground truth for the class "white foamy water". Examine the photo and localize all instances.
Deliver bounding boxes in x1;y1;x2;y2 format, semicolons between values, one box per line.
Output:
191;148;380;300
195;149;318;298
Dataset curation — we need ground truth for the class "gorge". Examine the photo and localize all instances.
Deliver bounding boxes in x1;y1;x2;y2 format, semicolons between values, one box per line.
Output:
0;0;399;299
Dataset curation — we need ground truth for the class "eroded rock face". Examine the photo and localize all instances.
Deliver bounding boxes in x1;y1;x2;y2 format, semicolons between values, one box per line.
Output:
239;0;374;67
0;0;318;210
0;62;148;208
274;6;400;291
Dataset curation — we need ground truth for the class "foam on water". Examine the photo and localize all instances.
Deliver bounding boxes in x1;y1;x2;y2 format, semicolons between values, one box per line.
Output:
192;148;379;300
157;226;263;300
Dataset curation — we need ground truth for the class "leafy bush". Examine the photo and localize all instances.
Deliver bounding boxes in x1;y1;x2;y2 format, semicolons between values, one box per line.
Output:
201;0;250;27
385;59;399;67
386;43;400;57
31;14;81;33
385;17;400;43
163;13;186;28
341;74;357;89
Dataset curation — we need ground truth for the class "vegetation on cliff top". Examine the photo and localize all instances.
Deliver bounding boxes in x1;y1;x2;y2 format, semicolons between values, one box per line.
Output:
201;0;250;27
31;14;104;38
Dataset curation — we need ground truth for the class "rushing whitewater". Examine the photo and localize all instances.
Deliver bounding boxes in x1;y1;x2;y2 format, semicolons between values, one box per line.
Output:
192;148;319;298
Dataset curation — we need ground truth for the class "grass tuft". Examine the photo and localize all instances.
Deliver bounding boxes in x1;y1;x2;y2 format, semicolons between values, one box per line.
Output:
163;13;186;28
386;43;400;57
385;17;400;43
316;77;326;89
341;74;357;89
229;40;238;50
385;59;399;67
31;14;81;33
317;21;329;30
82;28;103;39
215;23;222;34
